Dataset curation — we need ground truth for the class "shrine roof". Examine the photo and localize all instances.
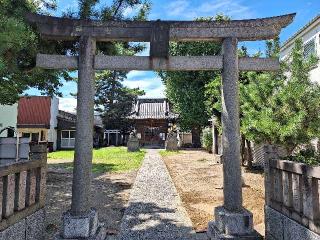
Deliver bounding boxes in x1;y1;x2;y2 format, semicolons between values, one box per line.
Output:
129;98;177;120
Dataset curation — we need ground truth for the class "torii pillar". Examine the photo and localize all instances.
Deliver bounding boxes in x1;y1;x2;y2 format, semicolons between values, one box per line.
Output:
207;37;260;239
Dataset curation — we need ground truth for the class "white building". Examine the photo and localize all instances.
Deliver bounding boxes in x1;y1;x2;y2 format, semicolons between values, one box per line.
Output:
280;15;320;83
0;104;18;137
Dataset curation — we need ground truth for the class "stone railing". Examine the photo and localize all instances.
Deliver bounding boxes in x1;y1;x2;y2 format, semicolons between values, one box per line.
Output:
0;144;47;233
265;158;320;239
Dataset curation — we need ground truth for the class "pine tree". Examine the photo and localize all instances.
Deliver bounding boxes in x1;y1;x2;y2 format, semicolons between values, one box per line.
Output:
241;38;320;154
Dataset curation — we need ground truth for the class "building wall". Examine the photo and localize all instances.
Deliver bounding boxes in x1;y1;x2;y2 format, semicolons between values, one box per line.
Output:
56;117;76;150
280;17;320;84
134;119;168;146
0;104;18;137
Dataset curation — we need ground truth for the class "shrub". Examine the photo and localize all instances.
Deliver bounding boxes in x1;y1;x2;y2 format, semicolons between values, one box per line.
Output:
202;127;213;153
284;148;320;166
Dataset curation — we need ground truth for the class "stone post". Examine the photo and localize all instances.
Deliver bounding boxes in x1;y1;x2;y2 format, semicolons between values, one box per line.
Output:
221;37;242;211
57;36;106;240
212;117;219;155
71;36;96;216
207;38;261;239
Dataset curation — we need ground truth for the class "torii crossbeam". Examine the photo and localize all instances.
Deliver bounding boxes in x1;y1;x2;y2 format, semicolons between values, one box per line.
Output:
26;12;295;240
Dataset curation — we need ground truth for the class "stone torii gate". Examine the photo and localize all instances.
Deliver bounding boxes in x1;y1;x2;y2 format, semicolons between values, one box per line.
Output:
26;13;295;239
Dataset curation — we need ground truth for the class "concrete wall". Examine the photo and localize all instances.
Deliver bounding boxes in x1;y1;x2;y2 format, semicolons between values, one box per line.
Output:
280;17;320;84
49;97;59;150
0;104;18;137
180;132;192;145
265;206;320;240
0;138;30;165
0;208;45;240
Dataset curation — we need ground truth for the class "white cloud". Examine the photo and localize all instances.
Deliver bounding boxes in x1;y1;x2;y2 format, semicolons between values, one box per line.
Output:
58;97;77;113
165;0;254;20
127;70;150;79
123;4;144;18
143;85;166;98
123;76;165;98
167;0;191;17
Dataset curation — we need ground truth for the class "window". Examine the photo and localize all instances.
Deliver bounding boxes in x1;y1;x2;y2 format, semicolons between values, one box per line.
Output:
61;130;76;148
62;131;69;138
159;133;166;140
70;131;75;138
31;133;39;142
22;133;30;138
303;38;316;59
7;129;14;137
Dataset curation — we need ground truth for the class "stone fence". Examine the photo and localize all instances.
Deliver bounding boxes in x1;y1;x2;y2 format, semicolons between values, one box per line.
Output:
265;157;320;240
0;143;47;240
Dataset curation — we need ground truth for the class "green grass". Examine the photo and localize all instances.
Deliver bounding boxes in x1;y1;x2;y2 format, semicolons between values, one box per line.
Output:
159;150;181;157
47;147;146;173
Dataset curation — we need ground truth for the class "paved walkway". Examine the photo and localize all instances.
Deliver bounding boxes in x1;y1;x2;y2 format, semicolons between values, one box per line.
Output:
118;149;197;240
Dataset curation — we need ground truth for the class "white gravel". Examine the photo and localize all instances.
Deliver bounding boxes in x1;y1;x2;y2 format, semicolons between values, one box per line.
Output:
118;149;198;240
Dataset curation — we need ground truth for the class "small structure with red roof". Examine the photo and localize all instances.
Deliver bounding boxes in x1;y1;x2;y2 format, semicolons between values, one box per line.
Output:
17;96;59;151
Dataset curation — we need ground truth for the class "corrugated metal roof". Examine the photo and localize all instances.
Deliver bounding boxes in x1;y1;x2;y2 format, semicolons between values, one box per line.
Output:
17;96;51;128
129;98;177;119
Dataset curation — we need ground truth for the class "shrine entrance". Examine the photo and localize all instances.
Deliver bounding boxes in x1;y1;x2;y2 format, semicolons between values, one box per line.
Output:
26;12;295;239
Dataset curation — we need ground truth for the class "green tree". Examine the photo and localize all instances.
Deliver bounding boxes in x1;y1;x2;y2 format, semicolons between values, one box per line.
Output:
159;15;228;147
0;0;150;105
63;1;151;135
241;38;320;154
95;70;144;133
0;0;72;105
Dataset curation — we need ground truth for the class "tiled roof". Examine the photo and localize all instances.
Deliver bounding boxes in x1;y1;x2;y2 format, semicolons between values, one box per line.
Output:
281;14;320;50
58;110;76;122
17;96;51;128
129;98;177;120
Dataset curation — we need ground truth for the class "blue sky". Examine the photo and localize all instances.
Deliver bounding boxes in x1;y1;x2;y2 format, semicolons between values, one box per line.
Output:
27;0;320;112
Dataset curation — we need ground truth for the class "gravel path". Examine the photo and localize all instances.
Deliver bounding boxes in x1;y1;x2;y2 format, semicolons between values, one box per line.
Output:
118;149;197;240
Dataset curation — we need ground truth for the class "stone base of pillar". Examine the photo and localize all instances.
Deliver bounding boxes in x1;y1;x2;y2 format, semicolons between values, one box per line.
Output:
55;208;106;240
207;206;262;240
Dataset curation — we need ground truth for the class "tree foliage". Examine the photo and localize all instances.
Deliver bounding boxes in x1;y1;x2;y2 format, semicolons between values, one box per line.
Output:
95;71;144;132
159;15;228;146
0;0;150;106
241;38;320;153
0;0;72;105
68;0;151;131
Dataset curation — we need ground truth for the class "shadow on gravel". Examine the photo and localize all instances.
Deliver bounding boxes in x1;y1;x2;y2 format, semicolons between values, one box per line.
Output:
45;171;136;239
119;202;197;240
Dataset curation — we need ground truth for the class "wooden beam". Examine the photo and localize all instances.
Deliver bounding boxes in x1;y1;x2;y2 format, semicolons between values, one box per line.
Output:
36;54;279;71
26;13;295;42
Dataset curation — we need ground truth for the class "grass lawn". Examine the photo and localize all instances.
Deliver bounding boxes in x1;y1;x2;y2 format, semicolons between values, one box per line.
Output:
47;147;146;173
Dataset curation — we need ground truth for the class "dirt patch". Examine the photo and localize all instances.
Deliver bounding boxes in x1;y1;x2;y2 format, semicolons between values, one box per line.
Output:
45;168;137;239
162;150;265;236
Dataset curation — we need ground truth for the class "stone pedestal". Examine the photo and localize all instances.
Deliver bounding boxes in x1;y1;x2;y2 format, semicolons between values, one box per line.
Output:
56;208;106;240
165;138;178;150
127;137;139;152
207;206;261;239
165;132;178;151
